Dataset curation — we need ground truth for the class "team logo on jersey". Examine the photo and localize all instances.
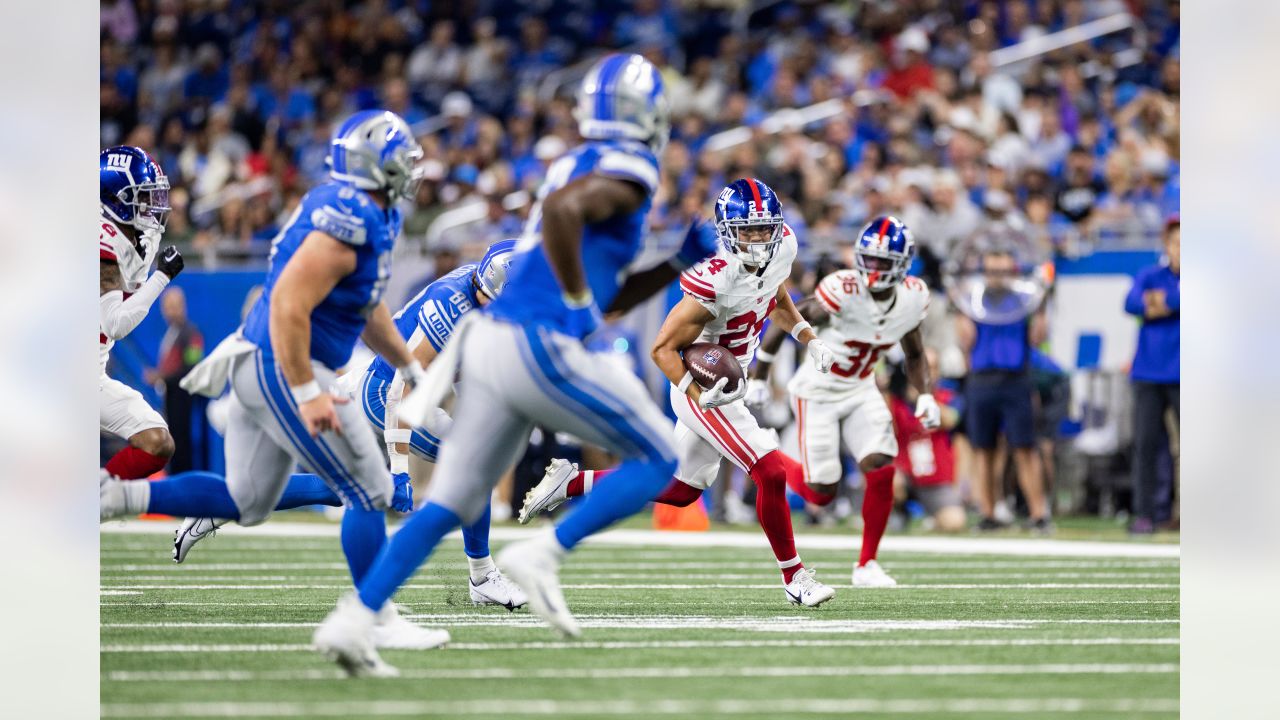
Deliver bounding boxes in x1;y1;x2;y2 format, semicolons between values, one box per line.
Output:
702;348;723;365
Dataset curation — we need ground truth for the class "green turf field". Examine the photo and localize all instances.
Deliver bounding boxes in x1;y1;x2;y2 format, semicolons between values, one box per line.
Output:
100;522;1179;719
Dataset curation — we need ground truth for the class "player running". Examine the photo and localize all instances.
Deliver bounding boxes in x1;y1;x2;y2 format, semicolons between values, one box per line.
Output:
167;241;526;610
755;216;940;588
519;178;839;607
99;146;185;480
101;110;452;655
313;53;720;673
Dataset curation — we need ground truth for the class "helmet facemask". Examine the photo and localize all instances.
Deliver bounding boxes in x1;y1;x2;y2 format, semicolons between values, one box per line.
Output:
718;218;783;268
855;246;910;292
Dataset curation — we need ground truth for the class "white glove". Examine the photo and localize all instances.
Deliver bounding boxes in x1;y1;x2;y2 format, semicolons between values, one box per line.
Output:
698;376;748;409
915;393;942;430
744;378;770;407
807;339;835;373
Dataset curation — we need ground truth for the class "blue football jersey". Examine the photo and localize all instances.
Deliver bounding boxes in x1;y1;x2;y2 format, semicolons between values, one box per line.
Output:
487;139;658;333
368;263;481;381
243;181;400;370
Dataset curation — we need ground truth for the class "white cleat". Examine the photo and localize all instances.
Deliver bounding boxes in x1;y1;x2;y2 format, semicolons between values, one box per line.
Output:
469;568;529;611
497;535;580;637
852;559;898;588
518;459;577;524
370;603;451;650
99;471;127;522
313;594;400;677
173;517;223;563
784;567;836;607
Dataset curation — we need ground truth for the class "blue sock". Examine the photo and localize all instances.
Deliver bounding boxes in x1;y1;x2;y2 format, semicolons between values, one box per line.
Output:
357;502;461;612
461;502;492;559
147;472;240;519
275;474;342;509
340;505;387;586
554;458;674;550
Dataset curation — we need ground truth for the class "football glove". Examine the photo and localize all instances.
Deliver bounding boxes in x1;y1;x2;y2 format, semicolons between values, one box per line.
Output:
156;245;185;279
915;393;942;430
391;471;414;513
698;376;747;409
807;338;835;373
562;292;603;339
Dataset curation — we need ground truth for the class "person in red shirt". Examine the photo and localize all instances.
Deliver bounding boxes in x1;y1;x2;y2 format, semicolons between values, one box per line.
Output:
887;349;966;532
883;28;935;101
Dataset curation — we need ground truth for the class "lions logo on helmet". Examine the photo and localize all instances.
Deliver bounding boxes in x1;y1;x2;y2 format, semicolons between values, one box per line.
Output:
328;110;425;202
714;178;786;267
854;216;916;292
574;53;671;154
475;239;518;300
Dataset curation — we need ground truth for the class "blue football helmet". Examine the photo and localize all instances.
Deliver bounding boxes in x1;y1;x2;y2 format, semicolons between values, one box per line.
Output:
714;178;786;267
854;216;916;292
328;110;424;202
474;239;518;300
100;146;171;236
574;53;670;154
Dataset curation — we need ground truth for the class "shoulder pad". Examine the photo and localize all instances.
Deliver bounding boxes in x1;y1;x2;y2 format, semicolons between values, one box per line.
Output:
594;148;659;196
309;184;371;246
815;270;859;314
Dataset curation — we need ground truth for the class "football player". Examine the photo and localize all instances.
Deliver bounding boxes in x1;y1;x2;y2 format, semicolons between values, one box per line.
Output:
314;54;719;671
755;216;940;588
167;241;526;610
519;178;839;607
99;146;185;479
102;110;451;662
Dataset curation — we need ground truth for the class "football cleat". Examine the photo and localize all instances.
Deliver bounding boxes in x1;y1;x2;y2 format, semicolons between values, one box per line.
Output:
313;594;400;677
99;471;126;523
852;559;898;588
497;534;580;637
469;568;529;611
518;459;577;524
370;603;451;650
784;567;836;607
173;517;224;563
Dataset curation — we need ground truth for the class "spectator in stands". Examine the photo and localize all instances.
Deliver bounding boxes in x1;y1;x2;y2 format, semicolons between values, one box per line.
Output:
956;249;1050;533
1124;216;1180;534
888;352;967;533
146;288;205;473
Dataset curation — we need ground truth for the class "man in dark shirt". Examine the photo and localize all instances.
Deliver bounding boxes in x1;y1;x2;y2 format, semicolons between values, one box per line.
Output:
148;287;204;473
1124;217;1180;534
956;250;1050;532
1055;146;1106;224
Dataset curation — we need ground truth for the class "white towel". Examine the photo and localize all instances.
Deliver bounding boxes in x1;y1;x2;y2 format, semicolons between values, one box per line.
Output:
179;331;257;398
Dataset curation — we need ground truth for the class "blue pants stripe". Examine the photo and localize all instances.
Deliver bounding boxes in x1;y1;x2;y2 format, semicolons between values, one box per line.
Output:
255;353;370;510
515;327;661;460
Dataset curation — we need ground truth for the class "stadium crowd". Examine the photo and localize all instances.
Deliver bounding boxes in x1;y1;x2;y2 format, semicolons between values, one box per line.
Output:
101;0;1180;532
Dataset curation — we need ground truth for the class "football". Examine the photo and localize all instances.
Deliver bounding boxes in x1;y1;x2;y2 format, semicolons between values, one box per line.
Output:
682;342;744;393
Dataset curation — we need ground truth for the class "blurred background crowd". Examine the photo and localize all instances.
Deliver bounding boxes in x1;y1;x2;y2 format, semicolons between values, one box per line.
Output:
101;0;1180;535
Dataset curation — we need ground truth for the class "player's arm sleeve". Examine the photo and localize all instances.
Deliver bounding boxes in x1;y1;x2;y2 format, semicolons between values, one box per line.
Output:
99;272;170;340
679;268;720;318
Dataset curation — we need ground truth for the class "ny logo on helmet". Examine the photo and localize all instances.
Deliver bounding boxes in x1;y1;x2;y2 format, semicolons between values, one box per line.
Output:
107;154;133;170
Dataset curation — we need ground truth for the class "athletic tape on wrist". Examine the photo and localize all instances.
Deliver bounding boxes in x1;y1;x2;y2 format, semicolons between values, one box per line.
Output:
562;290;595;309
389;452;409;474
290;380;321;405
384;428;412;445
790;321;812;341
755;349;775;363
677;372;694;394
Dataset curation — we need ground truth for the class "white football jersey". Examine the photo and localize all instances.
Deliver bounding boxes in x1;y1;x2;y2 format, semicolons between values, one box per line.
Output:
788;270;930;400
679;223;798;369
99;217;154;374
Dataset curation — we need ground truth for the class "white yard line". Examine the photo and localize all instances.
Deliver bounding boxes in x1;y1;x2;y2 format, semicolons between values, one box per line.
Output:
99;637;1180;653
98;599;1179;608
105;662;1178;683
99;559;1180;570
100;697;1180;717
99;582;1180;590
100;571;1179;581
101;520;1180;558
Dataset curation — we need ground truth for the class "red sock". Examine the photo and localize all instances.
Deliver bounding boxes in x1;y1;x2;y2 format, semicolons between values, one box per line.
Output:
105;446;168;480
859;464;896;566
652;480;703;507
750;450;803;583
567;468;613;497
780;453;836;506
